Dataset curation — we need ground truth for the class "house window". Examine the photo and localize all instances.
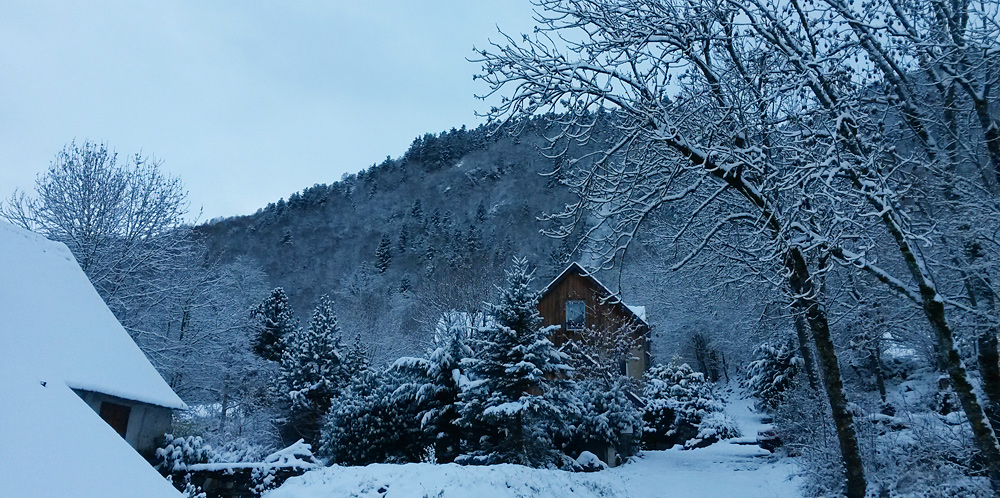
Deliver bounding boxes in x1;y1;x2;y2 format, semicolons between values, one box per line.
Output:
99;401;131;438
565;300;585;330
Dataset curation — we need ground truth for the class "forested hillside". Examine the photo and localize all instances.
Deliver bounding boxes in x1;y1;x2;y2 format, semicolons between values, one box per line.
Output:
196;117;653;362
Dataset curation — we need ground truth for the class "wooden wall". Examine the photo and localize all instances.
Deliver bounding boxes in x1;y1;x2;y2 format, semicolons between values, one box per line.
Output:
536;271;649;378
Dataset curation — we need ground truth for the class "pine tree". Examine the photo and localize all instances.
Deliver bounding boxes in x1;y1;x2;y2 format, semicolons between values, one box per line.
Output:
345;332;371;375
567;378;643;461
410;199;423;221
744;341;803;411
460;258;574;467
278;294;346;444
250;288;297;362
392;314;474;462
375;236;392;273
397;226;409;253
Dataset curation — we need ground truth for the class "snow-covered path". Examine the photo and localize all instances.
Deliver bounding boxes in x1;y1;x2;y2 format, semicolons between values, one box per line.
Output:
265;394;802;498
611;439;801;497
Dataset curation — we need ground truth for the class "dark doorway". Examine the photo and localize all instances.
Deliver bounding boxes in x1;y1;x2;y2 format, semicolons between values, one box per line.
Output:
99;401;131;438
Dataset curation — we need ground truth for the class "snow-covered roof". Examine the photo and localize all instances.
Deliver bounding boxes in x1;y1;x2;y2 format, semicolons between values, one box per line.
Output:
0;221;185;409
540;262;650;327
0;365;182;498
626;305;647;322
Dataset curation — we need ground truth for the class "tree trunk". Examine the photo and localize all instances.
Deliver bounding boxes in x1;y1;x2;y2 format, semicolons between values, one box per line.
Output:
219;381;230;433
877;207;1000;495
980;330;1000;432
928;300;1000;495
793;312;820;390
786;248;868;498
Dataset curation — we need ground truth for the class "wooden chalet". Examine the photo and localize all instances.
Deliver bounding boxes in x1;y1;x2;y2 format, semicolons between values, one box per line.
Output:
537;262;651;381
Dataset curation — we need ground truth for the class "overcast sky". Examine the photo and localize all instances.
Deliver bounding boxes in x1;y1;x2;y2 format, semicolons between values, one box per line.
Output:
0;1;537;221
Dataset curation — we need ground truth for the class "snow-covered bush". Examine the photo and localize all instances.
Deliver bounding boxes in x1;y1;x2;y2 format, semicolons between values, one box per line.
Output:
155;434;213;472
684;412;741;449
319;369;424;465
743;341;802;411
566;378;643;462
251;440;321;495
642;361;722;449
210;438;271;464
164;475;206;498
171;401;283;465
574;450;607;472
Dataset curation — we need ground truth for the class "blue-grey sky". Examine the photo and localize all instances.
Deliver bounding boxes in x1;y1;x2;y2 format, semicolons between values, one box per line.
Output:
0;1;537;221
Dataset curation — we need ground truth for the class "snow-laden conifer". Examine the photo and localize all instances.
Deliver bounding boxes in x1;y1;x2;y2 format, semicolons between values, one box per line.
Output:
744;341;803;411
320;368;424;465
278;294;345;443
642;361;722;448
250;287;297;362
344;332;372;376
375;236;392;273
566;378;643;462
392;313;474;463
459;258;574;467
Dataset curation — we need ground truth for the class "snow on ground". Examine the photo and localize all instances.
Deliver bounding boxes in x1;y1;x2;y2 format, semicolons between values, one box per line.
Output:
266;391;802;498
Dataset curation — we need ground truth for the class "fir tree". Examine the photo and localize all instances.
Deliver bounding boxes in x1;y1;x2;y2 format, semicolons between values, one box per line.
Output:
744;341;803;411
345;332;372;375
278;294;346;444
250;288;297;362
566;378;643;462
392;314;474;463
460;258;574;467
376;236;392;273
397;226;409;253
410;199;423;221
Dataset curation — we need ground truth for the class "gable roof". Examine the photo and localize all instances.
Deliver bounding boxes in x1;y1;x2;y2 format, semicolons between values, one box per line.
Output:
539;262;650;328
0;366;183;498
0;221;185;409
0;221;184;497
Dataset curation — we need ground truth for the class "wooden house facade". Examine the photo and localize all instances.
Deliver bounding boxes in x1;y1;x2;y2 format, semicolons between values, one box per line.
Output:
537;262;651;381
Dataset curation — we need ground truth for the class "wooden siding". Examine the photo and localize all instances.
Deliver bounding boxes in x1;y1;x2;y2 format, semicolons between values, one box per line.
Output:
537;271;649;380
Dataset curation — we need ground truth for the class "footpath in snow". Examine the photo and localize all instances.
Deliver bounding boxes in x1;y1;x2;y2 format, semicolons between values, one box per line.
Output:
265;394;802;498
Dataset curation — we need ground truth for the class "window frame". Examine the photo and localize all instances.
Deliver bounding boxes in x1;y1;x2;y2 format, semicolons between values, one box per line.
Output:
565;299;586;331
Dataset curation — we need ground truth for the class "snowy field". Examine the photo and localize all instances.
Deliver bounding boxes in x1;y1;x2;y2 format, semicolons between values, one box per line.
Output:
266;395;803;498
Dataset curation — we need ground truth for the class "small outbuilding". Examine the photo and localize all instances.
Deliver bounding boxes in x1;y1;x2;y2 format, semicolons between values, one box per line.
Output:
0;221;185;498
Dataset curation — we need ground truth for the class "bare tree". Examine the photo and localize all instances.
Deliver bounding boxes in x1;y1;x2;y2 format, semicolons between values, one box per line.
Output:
475;0;1000;492
1;140;191;321
473;2;868;494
